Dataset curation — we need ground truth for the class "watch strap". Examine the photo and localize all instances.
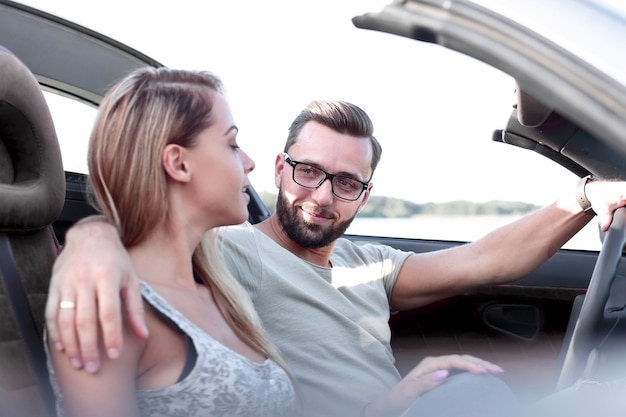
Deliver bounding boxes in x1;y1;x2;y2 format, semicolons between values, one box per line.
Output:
576;175;596;216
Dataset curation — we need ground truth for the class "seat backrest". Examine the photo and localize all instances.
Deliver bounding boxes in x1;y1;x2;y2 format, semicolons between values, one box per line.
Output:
0;45;65;417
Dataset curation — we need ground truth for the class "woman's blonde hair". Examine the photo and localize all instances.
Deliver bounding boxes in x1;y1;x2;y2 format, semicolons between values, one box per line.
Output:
88;67;291;378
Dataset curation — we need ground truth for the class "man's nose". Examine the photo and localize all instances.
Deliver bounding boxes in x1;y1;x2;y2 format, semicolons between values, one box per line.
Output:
310;176;335;205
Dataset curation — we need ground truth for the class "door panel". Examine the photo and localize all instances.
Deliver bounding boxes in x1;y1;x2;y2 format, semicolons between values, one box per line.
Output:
344;234;617;402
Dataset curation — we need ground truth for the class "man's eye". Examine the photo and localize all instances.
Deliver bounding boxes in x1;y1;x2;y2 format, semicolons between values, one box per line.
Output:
298;166;317;176
337;178;359;190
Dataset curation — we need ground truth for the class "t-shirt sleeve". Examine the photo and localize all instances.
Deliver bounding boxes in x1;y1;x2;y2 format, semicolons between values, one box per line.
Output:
376;244;413;299
337;238;413;301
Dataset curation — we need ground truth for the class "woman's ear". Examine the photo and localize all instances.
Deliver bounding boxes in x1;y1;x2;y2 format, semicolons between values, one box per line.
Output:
162;144;191;183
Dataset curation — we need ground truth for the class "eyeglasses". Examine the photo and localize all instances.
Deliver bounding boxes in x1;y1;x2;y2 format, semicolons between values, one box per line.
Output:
283;153;370;201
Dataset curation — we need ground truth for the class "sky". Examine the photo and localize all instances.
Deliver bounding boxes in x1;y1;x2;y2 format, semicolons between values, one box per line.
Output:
16;0;580;205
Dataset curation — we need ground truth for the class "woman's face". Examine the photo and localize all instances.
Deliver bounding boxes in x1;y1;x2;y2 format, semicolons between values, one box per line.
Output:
182;92;255;229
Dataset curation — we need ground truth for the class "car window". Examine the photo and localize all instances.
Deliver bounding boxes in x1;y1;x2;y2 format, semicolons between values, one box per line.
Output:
346;153;602;251
42;56;602;253
43;91;95;175
342;55;602;252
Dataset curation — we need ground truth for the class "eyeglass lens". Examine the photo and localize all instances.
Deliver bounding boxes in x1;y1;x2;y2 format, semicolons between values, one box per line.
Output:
292;163;364;200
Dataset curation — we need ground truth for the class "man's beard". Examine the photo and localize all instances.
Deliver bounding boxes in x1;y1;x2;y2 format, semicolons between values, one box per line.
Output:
275;187;356;249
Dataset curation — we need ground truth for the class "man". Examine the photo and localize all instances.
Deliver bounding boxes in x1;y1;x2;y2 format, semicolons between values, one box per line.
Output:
47;100;624;417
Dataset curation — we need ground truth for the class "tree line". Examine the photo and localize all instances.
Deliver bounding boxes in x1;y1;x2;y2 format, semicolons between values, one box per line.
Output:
258;192;539;217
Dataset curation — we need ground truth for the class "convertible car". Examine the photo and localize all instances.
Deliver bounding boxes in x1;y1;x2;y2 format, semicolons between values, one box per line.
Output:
1;0;626;416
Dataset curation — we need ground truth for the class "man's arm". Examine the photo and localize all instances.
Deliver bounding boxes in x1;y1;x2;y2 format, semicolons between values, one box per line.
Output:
45;216;147;373
390;179;626;310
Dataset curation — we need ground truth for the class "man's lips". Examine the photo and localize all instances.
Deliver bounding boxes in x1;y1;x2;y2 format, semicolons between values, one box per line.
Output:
300;205;334;221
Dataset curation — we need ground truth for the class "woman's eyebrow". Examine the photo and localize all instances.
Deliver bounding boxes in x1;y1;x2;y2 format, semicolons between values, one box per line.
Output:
224;125;239;136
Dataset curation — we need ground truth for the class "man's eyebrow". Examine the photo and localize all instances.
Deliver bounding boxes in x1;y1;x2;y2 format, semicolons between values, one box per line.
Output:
301;159;366;181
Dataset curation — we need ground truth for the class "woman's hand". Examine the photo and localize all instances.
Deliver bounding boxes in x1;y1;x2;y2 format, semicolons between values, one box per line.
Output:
362;354;505;417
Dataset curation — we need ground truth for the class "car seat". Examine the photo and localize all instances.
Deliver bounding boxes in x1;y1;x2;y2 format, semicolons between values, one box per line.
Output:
0;45;65;417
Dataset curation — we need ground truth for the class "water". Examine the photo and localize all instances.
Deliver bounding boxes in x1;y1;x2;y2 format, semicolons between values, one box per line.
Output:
347;215;603;251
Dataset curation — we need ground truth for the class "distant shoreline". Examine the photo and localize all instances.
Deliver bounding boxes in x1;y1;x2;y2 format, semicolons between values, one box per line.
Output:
259;192;540;218
347;216;601;252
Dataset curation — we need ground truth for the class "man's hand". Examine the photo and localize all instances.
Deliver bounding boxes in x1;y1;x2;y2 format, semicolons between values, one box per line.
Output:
362;354;504;417
585;180;626;232
45;216;147;373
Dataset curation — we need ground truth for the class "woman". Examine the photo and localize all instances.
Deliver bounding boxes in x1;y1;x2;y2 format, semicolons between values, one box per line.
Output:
46;67;296;417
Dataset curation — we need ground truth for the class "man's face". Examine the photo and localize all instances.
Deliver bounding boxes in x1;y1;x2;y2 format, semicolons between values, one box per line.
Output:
274;121;373;249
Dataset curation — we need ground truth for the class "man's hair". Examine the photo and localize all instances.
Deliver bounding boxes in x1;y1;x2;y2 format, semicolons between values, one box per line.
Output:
284;100;382;175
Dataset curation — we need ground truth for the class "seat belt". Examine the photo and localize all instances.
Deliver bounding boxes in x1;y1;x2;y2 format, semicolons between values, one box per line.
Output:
0;232;56;417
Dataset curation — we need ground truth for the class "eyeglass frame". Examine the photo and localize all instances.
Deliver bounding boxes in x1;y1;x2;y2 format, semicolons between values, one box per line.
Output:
283;153;371;201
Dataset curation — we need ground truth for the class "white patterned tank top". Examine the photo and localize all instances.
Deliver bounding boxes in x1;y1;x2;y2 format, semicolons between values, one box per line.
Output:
47;281;297;417
136;281;296;417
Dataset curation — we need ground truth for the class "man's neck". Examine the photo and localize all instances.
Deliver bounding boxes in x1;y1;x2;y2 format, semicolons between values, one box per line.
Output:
255;215;335;267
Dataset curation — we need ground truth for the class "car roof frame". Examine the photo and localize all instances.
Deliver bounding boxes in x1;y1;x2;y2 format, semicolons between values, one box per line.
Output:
353;0;626;172
0;0;163;107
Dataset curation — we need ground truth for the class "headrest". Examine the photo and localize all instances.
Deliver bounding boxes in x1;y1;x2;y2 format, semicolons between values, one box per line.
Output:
0;46;65;232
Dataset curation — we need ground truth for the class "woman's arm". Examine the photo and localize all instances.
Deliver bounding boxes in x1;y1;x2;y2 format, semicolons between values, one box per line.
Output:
47;316;144;417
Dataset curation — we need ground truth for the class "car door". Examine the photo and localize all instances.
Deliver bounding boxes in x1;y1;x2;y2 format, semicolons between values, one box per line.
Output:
340;0;626;403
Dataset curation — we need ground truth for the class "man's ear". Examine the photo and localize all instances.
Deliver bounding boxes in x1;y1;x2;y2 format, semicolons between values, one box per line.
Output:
274;152;285;188
162;144;190;183
356;183;373;214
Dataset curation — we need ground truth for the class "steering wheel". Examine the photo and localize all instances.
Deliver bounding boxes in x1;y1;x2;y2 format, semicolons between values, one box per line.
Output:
557;207;626;389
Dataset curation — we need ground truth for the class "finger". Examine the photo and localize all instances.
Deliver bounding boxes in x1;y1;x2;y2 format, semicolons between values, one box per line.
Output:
122;275;149;342
481;361;505;374
421;369;450;390
443;354;505;375
598;213;613;232
418;355;503;376
48;252;87;368
402;369;451;401
44;283;63;352
74;279;101;374
56;298;82;370
97;276;125;360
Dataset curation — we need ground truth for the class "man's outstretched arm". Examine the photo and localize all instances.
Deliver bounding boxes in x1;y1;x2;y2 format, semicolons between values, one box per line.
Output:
390;178;626;310
45;216;147;373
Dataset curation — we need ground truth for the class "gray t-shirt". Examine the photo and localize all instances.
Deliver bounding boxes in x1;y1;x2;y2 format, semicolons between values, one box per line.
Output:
218;222;412;417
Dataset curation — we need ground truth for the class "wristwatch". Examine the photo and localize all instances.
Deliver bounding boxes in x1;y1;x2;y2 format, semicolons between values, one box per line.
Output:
576;175;596;216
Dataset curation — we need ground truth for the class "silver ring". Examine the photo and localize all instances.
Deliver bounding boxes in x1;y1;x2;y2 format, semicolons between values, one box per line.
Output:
59;300;76;310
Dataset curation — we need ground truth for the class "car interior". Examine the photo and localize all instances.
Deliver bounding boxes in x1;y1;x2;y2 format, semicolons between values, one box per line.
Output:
352;0;626;400
2;0;626;415
0;44;60;417
0;4;284;415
